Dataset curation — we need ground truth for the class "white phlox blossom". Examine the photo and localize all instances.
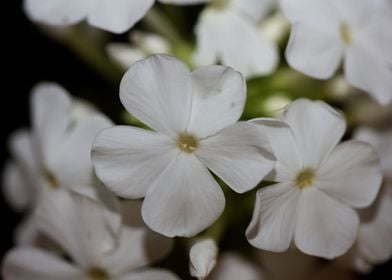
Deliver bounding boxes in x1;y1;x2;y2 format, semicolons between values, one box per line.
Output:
194;0;279;78
2;189;178;280
280;0;392;105
2;82;118;245
107;31;171;69
24;0;208;34
189;239;218;279
92;54;275;237
246;99;383;259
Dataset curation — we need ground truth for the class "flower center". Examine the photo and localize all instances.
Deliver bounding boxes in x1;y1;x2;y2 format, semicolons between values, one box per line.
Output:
87;267;109;280
211;0;230;10
177;133;198;153
296;168;315;189
42;169;58;190
340;23;352;45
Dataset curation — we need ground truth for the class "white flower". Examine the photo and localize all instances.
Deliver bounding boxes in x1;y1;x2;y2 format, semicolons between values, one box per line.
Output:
2;82;116;244
280;0;392;105
246;99;382;259
92;54;274;237
189;239;218;279
107;31;171;69
2;189;178;280
23;0;207;34
194;0;279;78
208;253;265;280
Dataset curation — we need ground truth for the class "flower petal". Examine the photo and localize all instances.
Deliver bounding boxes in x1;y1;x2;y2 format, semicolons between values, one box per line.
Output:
282;99;346;168
285;23;343;79
120;55;192;138
101;201;173;274
317;140;382;208
2;247;83;280
87;0;154;34
231;0;276;22
294;187;359;259
142;153;225;237
246;182;299;252
92;126;177;199
187;65;246;138
159;0;209;4
117;269;180;280
189;239;218;279
36;189;120;268
197;122;274;193
24;0;89;26
194;9;278;78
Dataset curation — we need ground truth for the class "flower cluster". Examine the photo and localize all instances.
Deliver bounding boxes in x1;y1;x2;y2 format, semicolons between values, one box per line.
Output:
3;0;392;279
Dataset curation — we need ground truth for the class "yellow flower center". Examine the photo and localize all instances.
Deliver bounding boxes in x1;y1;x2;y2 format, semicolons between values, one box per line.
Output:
340;23;352;45
42;169;58;190
87;267;109;280
296;168;315;190
177;133;198;153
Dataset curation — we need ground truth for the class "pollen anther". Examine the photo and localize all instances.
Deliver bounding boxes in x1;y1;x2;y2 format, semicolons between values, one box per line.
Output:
296;168;315;189
177;133;198;153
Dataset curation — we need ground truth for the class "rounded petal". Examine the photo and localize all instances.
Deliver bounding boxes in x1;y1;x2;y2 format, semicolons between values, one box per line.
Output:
344;44;392;105
120;55;192;138
50;113;113;188
87;0;154;34
92;126;177;199
246;182;299;252
187;65;246;138
317;140;382;208
189;239;218;279
117;269;180;280
106;43;144;69
101;201;173;274
24;0;89;26
196;122;274;193
2;247;83;280
142;153;225;237
294;187;359;259
285;23;343;79
36;189;120;268
282;99;346;168
194;9;278;78
231;0;276;22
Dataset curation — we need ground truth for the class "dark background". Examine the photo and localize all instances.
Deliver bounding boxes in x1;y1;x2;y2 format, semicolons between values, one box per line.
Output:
1;1;391;279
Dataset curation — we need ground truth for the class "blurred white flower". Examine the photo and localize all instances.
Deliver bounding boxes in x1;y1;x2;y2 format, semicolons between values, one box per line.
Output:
246;99;382;259
2;189;177;280
2;82;117;244
107;31;171;69
280;0;392;105
189;239;218;279
92;54;274;237
24;0;207;34
194;0;279;78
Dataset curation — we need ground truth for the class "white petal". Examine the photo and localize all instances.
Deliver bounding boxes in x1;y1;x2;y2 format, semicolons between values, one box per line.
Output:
231;0;276;22
14;214;40;246
197;122;274;193
87;0;154;34
344;44;392;105
208;253;264;280
294;187;359;259
2;247;83;280
24;0;89;26
31;82;71;167
107;43;145;69
282;99;346;168
251;118;301;181
92;126;177;199
142;153;225;237
2;161;32;211
36;189;120;268
49;113;112;188
101;201;173;275
116;269;180;280
285;23;343;79
120;55;192;138
317;140;382;208
187;65;246;138
194;9;278;78
159;0;209;4
246;182;299;252
189;239;218;279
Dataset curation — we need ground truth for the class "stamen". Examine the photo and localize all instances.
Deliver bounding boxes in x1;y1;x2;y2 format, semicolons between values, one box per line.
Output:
296;168;315;190
42;169;58;190
177;133;198;153
87;267;109;280
340;23;352;45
